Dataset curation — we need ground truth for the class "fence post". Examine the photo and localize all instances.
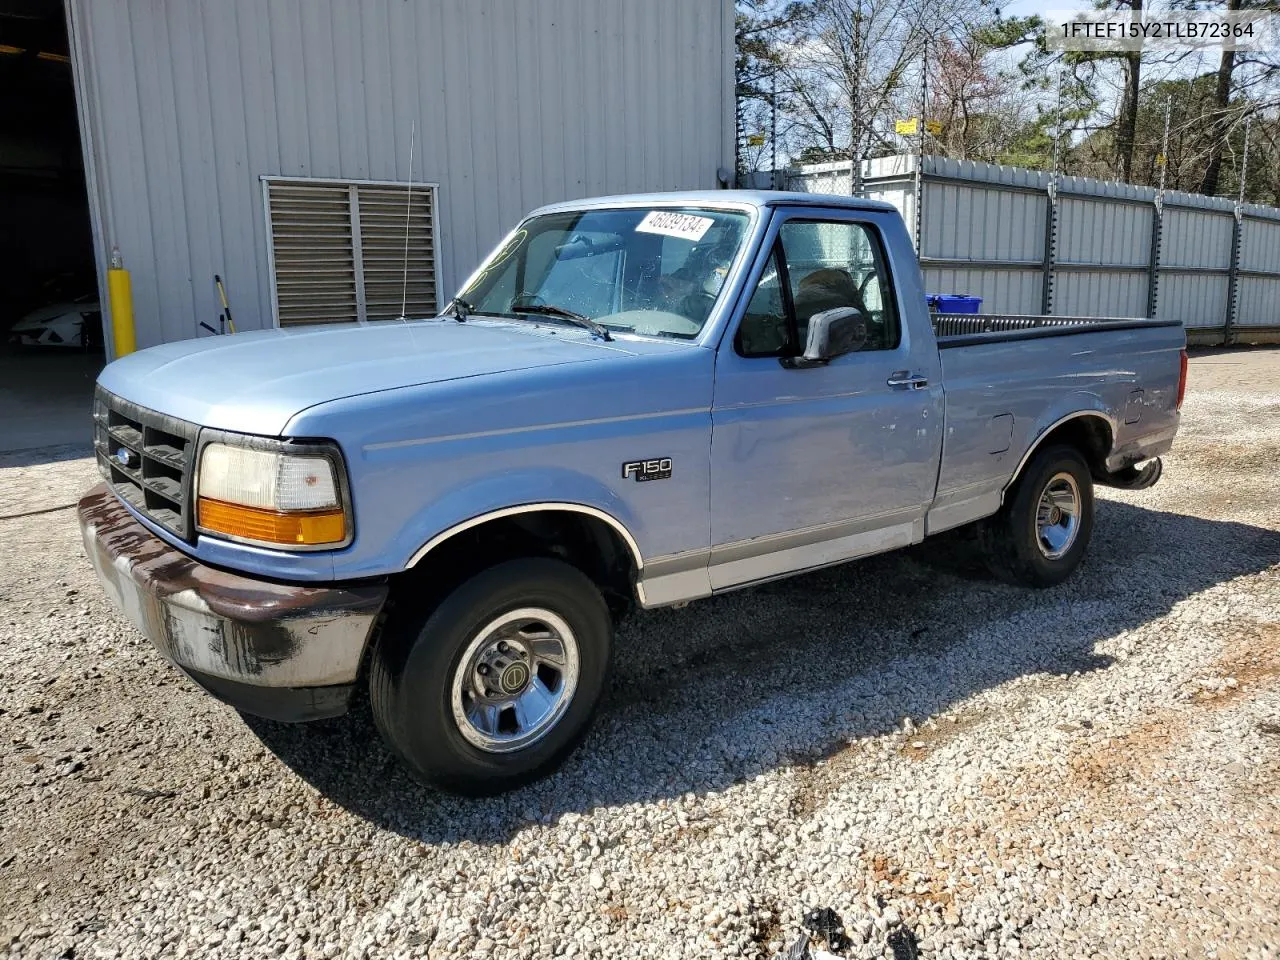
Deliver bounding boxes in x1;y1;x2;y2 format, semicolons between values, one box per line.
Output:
1223;205;1243;346
1146;193;1163;318
1041;178;1058;315
912;158;923;254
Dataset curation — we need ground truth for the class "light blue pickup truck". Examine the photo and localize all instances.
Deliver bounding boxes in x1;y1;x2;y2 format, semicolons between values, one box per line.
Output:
80;191;1186;793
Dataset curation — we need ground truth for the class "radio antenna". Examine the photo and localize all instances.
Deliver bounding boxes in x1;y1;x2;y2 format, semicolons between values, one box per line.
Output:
398;119;416;322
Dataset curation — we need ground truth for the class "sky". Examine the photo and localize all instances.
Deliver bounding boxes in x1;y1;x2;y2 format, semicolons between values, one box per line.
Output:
990;0;1233;84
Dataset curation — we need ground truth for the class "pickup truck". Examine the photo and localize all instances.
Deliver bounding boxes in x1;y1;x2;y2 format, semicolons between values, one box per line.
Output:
80;190;1187;794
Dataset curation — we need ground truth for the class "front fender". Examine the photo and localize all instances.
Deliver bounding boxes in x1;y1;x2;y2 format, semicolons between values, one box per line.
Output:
287;347;716;582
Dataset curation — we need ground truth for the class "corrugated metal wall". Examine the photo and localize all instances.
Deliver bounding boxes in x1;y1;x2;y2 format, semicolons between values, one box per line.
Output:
787;155;1280;343
67;0;735;349
1238;211;1280;328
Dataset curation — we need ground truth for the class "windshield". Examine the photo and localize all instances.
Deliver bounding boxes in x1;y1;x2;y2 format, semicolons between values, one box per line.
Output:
456;207;752;339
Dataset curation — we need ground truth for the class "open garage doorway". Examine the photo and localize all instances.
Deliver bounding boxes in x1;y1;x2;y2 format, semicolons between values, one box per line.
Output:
0;0;101;452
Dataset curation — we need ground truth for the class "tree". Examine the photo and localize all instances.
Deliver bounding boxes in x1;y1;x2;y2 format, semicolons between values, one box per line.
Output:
749;0;1280;203
735;1;812;182
1132;76;1218;191
1193;0;1280;195
927;28;1026;161
1256;112;1280;205
774;0;984;186
963;16;1110;174
1197;0;1243;193
1112;0;1144;182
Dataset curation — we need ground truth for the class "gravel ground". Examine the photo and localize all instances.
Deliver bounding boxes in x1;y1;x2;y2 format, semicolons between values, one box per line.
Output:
2;348;1278;960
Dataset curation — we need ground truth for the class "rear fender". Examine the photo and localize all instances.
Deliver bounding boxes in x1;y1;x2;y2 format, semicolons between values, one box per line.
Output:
1003;397;1118;498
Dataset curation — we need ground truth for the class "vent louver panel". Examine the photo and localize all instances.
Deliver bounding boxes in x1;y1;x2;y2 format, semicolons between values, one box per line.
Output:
357;186;437;321
265;179;438;327
267;182;359;326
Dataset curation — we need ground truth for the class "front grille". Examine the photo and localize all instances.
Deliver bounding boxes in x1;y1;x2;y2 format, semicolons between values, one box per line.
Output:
93;387;198;539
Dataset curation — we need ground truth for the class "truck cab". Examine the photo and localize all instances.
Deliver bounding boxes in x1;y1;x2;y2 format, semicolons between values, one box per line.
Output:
80;191;1185;794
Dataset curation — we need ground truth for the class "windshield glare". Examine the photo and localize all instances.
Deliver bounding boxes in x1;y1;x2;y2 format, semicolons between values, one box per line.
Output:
457;207;751;339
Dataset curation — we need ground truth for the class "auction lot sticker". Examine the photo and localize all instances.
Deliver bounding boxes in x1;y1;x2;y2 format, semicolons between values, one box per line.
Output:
636;211;715;242
1046;9;1279;51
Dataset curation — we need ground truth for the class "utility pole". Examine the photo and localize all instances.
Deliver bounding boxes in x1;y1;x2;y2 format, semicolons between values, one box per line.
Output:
1239;114;1252;204
1159;95;1171;193
1052;66;1064;176
1149;94;1170;321
919;35;928;164
770;72;778;190
850;6;864;196
913;33;929;255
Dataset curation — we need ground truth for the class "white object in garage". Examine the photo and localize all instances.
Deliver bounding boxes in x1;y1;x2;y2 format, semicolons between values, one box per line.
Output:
8;297;101;348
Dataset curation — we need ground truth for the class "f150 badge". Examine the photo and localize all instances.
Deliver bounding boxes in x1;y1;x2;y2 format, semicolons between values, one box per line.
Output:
622;458;672;482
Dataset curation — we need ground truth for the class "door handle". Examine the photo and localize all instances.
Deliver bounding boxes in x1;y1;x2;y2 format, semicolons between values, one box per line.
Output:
887;372;929;390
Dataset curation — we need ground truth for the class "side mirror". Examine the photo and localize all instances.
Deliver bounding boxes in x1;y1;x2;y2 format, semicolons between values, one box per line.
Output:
780;307;867;369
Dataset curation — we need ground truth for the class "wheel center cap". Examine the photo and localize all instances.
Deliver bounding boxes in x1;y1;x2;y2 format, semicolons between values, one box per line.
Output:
499;661;530;694
1049;506;1061;524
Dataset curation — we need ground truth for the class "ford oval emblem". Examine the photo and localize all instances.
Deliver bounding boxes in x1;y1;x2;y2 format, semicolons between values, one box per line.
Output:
115;448;137;468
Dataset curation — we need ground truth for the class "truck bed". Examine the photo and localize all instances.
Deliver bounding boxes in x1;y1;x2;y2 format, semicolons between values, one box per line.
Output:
925;313;1185;536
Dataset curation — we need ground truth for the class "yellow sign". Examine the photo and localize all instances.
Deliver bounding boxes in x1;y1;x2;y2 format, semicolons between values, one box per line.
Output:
895;118;919;135
1155;153;1167;166
925;119;943;136
747;133;766;147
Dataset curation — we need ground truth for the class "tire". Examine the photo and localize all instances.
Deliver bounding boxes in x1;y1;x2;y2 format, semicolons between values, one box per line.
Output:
370;557;612;795
978;444;1095;588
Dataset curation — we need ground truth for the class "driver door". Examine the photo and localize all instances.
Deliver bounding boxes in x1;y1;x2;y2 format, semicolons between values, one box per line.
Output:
708;208;943;589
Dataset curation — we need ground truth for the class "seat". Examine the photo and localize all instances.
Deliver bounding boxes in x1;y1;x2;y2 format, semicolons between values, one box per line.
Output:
793;268;866;327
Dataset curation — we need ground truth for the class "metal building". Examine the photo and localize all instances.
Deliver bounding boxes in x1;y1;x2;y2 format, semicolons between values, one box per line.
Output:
789;155;1280;345
66;0;736;350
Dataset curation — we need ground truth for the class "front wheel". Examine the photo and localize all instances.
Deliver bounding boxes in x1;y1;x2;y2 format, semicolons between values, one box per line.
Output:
978;444;1095;588
370;557;612;795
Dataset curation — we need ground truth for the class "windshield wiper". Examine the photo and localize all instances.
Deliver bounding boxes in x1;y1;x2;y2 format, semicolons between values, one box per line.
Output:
511;303;612;341
441;296;474;322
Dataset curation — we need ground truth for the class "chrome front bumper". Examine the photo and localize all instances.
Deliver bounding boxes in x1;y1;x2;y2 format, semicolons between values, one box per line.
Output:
78;484;387;721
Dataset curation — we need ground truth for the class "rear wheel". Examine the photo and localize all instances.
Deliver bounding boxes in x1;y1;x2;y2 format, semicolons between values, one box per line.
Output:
979;444;1094;588
370;557;612;795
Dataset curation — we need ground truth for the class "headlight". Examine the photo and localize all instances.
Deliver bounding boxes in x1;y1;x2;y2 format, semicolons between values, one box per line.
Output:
196;438;350;549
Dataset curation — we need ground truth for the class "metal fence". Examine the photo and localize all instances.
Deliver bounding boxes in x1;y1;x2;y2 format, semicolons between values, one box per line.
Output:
786;155;1280;345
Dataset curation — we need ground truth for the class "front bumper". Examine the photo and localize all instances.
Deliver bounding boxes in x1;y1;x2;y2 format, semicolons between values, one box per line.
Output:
78;484;387;721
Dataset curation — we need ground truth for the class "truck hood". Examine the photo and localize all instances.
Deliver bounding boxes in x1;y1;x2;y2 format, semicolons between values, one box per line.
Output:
97;319;634;435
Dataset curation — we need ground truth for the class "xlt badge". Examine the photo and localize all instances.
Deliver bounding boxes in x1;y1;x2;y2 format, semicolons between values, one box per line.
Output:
622;458;672;482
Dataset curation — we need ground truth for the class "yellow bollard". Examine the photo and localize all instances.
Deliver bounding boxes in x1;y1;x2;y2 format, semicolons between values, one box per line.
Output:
106;246;136;358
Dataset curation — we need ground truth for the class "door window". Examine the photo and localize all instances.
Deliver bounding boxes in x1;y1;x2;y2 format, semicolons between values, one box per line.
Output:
735;219;899;357
735;246;790;357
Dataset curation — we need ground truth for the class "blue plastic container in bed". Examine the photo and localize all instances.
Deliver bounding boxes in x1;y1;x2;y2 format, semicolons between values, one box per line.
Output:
928;294;983;314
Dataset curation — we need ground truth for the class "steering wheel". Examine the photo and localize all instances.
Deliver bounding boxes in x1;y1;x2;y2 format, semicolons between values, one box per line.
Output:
681;291;718;327
599;310;702;337
509;291;546;310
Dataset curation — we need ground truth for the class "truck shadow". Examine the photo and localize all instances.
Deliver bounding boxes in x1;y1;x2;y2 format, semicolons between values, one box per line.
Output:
244;499;1280;845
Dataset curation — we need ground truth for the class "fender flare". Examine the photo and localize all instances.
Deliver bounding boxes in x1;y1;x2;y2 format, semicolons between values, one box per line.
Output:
1002;409;1117;501
405;502;645;572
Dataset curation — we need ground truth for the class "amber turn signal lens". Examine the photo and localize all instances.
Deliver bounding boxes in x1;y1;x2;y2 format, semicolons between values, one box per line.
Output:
197;497;346;546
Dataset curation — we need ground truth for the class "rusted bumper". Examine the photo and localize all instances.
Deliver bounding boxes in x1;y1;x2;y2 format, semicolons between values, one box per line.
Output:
78;484;387;722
